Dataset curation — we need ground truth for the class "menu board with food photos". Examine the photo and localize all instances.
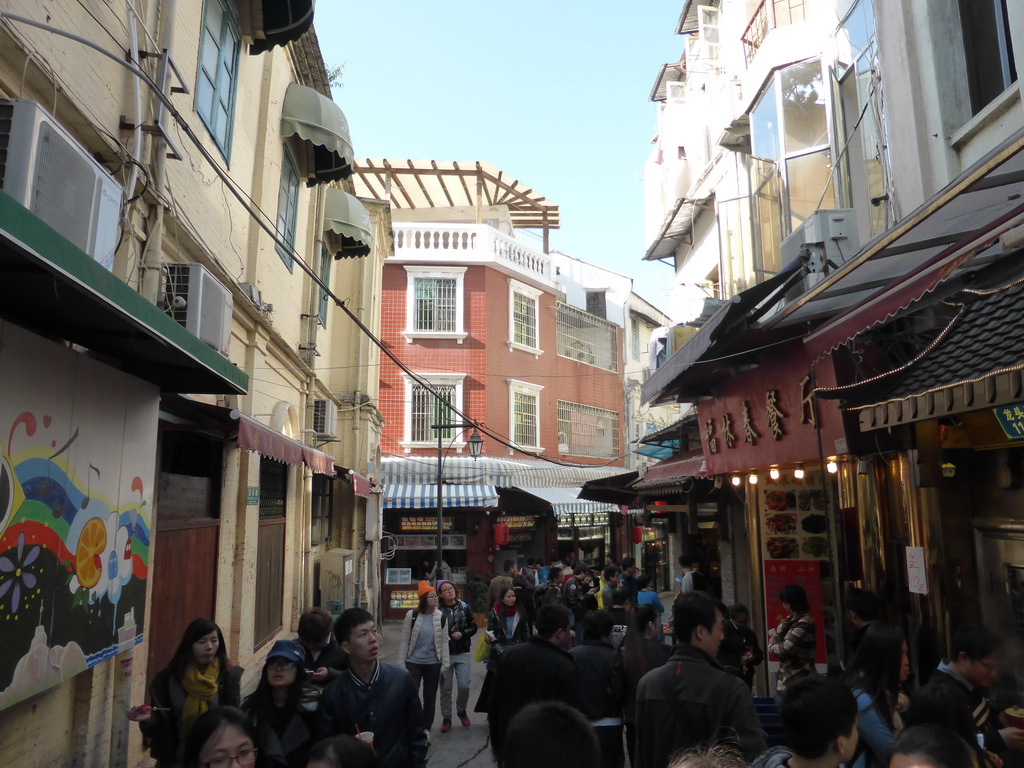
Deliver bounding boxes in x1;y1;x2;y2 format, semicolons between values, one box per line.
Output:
759;467;840;667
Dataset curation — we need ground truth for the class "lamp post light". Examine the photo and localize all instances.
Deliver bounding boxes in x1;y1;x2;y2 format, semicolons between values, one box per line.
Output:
431;422;483;585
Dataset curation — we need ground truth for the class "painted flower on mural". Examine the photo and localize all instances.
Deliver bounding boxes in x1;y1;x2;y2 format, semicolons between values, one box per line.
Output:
0;532;41;615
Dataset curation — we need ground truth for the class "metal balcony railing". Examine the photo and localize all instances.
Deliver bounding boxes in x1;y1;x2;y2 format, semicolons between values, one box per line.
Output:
742;0;808;65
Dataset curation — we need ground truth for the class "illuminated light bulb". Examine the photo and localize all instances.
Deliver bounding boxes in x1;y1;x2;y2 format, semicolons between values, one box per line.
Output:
826;460;839;474
748;474;758;485
793;466;805;479
769;468;781;480
731;475;742;487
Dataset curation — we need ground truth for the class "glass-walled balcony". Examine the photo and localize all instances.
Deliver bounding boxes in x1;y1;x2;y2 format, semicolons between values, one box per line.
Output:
742;0;810;65
392;222;555;286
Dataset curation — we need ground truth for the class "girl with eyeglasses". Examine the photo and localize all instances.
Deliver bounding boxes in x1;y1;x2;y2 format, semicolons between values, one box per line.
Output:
244;640;316;768
397;580;451;738
128;618;243;768
184;706;259;768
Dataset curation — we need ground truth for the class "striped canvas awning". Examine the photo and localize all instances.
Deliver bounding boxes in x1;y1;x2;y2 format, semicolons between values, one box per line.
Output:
381;456;625;488
382;484;499;510
510;486;620;518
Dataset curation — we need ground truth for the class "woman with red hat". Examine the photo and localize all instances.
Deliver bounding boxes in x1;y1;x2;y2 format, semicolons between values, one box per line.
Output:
397;580;451;739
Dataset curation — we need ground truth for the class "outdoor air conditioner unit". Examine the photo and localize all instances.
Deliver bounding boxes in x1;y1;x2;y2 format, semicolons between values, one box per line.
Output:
165;263;233;356
779;208;860;273
0;99;121;269
313;399;339;438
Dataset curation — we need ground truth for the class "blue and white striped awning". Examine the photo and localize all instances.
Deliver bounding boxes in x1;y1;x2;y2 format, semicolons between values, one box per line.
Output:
381;456;625;488
382;483;499;510
509;486;620;518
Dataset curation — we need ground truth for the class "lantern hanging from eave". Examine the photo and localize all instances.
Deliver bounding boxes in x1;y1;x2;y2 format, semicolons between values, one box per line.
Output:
631;525;643;544
494;522;509;547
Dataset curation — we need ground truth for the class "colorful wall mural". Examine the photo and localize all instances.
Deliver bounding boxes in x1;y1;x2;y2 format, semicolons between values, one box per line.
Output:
0;322;158;711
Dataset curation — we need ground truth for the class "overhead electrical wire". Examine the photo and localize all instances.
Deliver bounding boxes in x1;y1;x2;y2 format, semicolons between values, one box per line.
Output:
0;11;638;471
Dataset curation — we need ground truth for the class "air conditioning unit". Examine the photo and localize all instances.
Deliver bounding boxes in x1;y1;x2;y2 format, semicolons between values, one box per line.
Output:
779;209;860;272
165;263;233;355
313;399;339;438
0;99;121;269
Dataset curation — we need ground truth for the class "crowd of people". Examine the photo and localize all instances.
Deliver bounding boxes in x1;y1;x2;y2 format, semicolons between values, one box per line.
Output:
127;555;1024;768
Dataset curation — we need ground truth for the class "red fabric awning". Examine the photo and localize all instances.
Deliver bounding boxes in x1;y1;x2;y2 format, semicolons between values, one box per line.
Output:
632;450;707;490
351;471;371;498
235;414;335;475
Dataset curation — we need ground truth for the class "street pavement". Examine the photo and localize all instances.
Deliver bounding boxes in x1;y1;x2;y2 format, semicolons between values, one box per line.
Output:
378;619;496;767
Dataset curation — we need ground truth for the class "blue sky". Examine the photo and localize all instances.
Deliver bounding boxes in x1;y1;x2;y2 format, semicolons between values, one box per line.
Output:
314;1;684;313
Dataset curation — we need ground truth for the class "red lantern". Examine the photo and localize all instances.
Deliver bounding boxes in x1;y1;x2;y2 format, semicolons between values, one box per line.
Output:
631;525;643;544
494;522;510;547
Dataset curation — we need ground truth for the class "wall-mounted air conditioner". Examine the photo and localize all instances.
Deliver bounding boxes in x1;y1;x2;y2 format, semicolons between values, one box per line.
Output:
165;263;233;356
0;99;121;269
313;399;339;438
779;208;860;273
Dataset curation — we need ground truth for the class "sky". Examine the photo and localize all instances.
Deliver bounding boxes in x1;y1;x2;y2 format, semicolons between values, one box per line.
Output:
314;1;686;314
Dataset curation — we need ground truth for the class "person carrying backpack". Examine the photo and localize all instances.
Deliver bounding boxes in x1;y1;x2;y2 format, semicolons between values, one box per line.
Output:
437;580;476;731
397;580;450;739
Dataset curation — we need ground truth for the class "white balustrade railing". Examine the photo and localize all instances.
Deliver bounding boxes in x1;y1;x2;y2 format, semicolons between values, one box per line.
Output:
393;223;552;282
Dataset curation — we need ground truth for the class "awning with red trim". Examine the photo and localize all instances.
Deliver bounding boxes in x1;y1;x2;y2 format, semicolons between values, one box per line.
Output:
236;414;335;475
351;471;371;498
632;450;707;491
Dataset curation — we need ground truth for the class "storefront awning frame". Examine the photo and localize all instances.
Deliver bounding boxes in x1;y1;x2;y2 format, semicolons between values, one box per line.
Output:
0;190;248;395
382;484;499;510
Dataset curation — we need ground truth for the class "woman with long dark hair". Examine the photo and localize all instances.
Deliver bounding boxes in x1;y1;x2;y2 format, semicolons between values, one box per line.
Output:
841;623;911;767
128;618;243;768
611;603;670;766
767;584;816;698
397;580;450;736
485;585;530;672
244;640;315;768
437;579;477;731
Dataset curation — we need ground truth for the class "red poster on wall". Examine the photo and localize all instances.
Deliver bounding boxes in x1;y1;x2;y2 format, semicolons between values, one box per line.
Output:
764;559;827;665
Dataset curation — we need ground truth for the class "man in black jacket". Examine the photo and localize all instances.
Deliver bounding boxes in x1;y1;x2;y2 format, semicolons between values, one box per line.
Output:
488;604;579;764
718;603;764;688
635;593;766;767
298;608;349;689
314;608;427;768
571;610;624;768
913;624;1024;759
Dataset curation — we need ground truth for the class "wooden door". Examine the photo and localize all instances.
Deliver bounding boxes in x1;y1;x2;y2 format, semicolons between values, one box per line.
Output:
146;520;219;682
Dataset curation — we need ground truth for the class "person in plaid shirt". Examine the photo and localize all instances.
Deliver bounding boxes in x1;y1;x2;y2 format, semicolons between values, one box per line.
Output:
767;583;817;699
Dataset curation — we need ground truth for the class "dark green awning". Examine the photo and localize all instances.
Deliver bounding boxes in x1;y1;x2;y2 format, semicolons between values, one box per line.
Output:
247;0;314;54
282;83;353;185
323;187;372;259
0;189;248;394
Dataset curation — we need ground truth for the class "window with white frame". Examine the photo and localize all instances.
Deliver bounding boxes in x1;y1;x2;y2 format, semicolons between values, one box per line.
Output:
404;267;467;343
196;0;240;158
557;401;620;458
509;380;543;450
509;280;542;353
402;374;466;449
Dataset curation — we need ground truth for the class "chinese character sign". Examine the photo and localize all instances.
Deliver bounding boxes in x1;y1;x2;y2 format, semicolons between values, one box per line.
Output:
993;404;1024;441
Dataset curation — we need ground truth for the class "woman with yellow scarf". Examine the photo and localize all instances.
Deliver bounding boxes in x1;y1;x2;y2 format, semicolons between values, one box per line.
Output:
128;618;243;768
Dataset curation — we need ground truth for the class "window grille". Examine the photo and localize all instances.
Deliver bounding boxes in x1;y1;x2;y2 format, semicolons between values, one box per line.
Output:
258;457;287;519
557;401;620;458
414;277;457;331
513;390;538;447
556;302;618;371
513;290;538;348
412;384;454;442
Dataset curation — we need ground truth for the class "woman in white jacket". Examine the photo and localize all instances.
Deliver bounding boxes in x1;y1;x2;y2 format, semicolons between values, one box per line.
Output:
397;580;450;736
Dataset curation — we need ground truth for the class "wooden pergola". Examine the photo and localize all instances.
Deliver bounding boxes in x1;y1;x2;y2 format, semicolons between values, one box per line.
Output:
352;159;560;252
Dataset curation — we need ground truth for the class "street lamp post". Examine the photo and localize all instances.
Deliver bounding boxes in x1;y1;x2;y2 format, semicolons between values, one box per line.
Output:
431;422;483;585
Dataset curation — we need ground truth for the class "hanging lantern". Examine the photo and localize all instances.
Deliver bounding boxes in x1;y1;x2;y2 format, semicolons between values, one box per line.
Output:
494;522;509;547
631;525;643;544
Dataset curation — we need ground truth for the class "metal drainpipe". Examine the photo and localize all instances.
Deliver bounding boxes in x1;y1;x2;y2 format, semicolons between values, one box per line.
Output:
139;0;175;303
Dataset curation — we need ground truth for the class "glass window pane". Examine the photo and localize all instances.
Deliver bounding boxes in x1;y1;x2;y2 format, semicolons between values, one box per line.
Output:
752;159;783;276
750;80;779;160
787;150;835;228
782;60;827;152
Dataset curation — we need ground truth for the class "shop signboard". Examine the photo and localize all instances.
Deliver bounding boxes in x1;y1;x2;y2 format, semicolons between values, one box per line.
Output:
394;534;466;550
389;590;418;610
385;567;412;585
400;515;453;532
